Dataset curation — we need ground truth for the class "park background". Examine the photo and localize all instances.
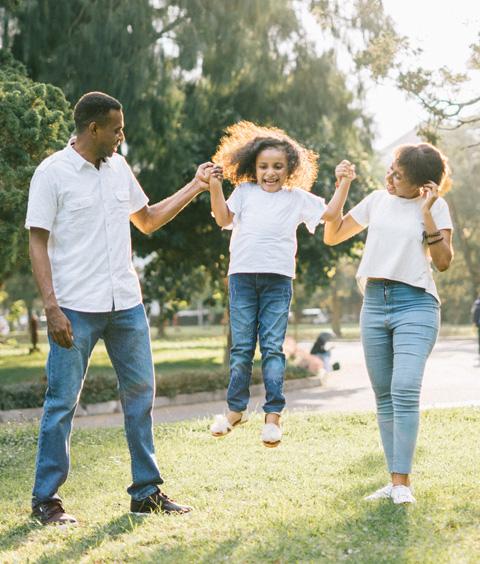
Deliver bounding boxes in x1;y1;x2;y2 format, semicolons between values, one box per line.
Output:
1;1;480;562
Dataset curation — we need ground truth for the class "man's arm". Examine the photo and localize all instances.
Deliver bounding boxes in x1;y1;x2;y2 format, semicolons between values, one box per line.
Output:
29;228;74;348
130;162;214;234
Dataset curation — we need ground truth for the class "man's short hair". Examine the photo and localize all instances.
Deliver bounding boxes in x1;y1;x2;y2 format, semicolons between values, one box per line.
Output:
74;92;122;133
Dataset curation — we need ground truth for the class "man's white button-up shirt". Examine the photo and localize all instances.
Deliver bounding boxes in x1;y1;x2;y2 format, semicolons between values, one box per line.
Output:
25;141;149;312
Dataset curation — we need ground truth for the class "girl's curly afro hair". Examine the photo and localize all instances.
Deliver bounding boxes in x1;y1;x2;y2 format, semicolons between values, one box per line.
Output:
212;121;319;191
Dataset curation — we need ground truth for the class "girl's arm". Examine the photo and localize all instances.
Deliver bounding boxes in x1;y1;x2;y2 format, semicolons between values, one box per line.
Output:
323;160;365;245
209;169;234;227
323;160;355;222
422;181;453;271
322;176;352;222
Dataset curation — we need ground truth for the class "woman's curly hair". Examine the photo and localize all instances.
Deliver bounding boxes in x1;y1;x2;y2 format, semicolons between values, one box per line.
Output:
394;143;452;195
212;121;319;190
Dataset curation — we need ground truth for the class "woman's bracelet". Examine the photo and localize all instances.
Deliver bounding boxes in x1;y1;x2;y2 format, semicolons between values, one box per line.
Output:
425;230;441;239
427;237;444;246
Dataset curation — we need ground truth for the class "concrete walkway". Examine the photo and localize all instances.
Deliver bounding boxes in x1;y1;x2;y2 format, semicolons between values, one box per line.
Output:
74;338;480;429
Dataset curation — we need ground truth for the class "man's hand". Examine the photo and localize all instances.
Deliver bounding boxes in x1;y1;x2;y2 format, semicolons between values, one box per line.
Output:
46;305;74;348
194;162;215;192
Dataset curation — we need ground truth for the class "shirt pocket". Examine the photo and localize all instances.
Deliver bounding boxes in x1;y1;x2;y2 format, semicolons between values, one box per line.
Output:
65;196;95;226
114;190;131;214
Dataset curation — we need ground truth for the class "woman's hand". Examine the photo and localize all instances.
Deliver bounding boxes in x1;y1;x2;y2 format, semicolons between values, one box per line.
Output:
421;181;439;212
335;160;356;182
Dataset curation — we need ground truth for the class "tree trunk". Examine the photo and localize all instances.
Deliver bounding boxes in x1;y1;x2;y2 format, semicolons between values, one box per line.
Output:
330;277;343;337
2;11;9;51
27;304;40;354
156;302;166;338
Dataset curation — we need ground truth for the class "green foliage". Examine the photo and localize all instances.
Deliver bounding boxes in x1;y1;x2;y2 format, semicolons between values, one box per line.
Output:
0;49;73;281
434;127;480;322
0;365;310;409
4;0;396;308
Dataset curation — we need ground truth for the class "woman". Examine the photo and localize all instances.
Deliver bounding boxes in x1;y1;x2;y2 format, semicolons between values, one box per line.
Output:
324;143;453;504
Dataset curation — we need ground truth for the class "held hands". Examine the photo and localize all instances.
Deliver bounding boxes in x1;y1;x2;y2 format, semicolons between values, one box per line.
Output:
209;164;223;189
335;160;356;183
421;181;439;213
46;305;74;348
194;162;223;192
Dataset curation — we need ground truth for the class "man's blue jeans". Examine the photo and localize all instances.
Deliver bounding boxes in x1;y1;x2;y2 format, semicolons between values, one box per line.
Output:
360;280;440;474
228;273;292;414
32;304;163;507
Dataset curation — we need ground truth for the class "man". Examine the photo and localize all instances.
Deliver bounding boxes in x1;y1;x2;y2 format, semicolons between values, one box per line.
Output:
26;91;214;525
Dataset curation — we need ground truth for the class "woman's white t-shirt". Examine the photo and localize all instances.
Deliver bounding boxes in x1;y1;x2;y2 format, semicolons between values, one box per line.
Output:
225;182;327;278
349;189;453;302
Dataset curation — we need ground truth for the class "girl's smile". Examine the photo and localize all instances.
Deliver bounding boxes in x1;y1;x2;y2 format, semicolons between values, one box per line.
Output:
256;148;288;192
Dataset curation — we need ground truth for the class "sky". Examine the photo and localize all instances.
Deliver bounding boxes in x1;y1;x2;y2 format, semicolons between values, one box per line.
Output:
366;0;480;149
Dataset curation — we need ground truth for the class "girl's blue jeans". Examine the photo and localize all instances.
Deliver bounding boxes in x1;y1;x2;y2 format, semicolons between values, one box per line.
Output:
32;304;163;507
360;280;440;474
228;273;292;414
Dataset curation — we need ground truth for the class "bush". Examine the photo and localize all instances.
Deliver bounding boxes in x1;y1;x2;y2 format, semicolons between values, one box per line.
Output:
0;365;311;410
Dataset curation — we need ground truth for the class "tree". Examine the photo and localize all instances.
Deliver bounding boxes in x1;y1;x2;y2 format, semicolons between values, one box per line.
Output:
433;127;480;323
5;0;398;322
0;49;73;282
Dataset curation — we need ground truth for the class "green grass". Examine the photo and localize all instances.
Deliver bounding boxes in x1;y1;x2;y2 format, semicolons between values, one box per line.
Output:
0;324;476;387
1;409;479;562
0;332;225;386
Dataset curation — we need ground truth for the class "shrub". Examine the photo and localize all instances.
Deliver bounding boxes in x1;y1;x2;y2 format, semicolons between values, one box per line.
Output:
0;365;311;410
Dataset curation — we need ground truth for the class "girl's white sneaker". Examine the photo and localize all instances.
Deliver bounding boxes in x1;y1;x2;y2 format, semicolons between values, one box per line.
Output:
391;485;416;504
364;484;393;501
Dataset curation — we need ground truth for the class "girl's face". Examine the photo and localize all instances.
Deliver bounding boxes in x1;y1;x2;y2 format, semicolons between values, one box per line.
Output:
255;148;289;192
385;161;421;199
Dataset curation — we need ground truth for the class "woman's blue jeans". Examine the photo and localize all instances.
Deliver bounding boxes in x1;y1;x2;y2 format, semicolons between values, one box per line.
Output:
32;304;163;507
228;273;292;414
360;280;440;474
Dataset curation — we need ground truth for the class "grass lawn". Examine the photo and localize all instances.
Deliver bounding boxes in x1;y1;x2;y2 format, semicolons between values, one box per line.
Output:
0;408;479;562
0;324;476;386
0;331;225;386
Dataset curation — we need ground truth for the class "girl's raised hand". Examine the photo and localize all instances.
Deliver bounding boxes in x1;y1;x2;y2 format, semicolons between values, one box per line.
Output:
210;165;223;180
421;180;439;212
335;160;356;182
209;165;223;190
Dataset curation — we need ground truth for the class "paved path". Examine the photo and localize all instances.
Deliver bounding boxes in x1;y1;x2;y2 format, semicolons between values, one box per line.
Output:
75;338;480;429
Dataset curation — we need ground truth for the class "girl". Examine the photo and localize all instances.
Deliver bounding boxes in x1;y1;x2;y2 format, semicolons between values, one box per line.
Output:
324;143;453;503
208;121;355;447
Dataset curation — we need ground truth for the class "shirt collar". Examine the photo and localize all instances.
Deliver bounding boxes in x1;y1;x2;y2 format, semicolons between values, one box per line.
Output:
66;138;113;170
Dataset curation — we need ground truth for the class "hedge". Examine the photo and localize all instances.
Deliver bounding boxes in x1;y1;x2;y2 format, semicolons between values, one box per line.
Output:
0;366;310;411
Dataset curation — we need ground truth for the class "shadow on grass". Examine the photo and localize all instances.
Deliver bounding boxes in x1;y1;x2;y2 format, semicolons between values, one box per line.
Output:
150;451;479;563
0;521;40;554
33;513;146;564
237;452;480;563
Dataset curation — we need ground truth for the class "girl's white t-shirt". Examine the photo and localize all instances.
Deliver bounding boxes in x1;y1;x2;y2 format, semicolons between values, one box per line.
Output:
225;182;327;278
349;189;453;302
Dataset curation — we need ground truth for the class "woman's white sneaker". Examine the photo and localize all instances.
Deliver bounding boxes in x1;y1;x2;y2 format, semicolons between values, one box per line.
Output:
364;484;393;501
391;485;416;504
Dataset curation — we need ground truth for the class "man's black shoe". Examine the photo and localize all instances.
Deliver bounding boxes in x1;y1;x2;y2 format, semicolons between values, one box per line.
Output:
31;500;78;525
130;490;193;514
